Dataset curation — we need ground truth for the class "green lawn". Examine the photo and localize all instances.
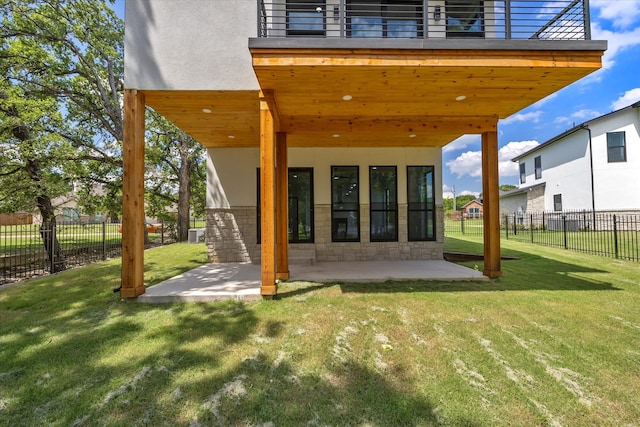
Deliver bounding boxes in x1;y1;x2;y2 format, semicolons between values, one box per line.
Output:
1;239;639;425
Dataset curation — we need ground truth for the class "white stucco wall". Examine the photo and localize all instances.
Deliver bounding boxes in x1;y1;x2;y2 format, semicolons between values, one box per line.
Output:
124;0;258;90
589;108;640;210
206;147;443;209
515;106;640;211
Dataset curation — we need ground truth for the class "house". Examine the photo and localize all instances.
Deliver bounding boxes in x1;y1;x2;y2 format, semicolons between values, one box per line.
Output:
461;199;483;219
501;101;640;215
120;0;605;298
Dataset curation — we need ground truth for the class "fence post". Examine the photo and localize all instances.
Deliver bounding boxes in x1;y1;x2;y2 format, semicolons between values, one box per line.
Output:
530;213;534;243
613;214;619;259
563;215;568;249
102;221;107;260
504;213;509;239
460;212;465;234
513;212;517;235
50;223;56;274
161;218;165;245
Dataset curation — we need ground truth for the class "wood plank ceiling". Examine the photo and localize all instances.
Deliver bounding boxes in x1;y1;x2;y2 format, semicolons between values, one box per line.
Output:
143;47;603;148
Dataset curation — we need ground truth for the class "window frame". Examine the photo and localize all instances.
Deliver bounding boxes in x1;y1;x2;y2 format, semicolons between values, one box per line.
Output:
286;0;326;37
369;166;398;242
347;0;423;38
553;194;562;212
534;156;542;180
445;0;485;38
607;131;627;163
519;162;526;184
407;165;436;242
331;165;360;242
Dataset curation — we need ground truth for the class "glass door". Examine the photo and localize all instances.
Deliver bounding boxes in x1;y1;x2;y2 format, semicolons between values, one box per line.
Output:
289;168;314;243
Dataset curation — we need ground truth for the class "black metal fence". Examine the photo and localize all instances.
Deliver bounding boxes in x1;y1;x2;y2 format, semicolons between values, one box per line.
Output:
1;218;207;286
445;210;640;262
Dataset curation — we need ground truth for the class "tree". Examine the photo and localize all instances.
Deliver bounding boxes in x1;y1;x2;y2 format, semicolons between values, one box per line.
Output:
145;110;206;242
1;0;124;270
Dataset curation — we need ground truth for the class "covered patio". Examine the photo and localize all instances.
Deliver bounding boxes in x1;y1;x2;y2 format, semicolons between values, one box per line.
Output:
138;259;487;303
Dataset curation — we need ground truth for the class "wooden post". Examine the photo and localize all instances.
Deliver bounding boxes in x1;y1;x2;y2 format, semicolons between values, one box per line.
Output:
481;129;503;278
276;132;289;280
121;89;147;297
259;91;277;296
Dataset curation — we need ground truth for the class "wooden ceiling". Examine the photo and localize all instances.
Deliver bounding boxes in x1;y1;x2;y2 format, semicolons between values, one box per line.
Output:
143;47;603;148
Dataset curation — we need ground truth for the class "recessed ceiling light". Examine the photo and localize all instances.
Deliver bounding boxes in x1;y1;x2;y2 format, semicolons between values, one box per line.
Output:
202;108;212;113
342;95;352;101
455;95;466;101
332;134;340;138
227;135;235;139
409;134;417;138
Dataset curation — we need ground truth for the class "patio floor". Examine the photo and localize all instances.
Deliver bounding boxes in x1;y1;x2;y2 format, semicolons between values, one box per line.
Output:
138;260;488;303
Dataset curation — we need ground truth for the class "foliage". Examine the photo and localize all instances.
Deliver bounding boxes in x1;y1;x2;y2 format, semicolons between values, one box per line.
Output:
145;109;206;240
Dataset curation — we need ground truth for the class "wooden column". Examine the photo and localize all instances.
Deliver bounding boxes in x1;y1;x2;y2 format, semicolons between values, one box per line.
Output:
259;91;277;296
276;132;289;280
121;89;146;298
481;129;503;278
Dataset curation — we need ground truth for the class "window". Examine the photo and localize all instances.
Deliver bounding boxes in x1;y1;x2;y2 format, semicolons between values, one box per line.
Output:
257;167;315;244
468;207;480;218
519;163;526;184
348;0;423;38
289;168;314;243
553;194;562;212
287;0;326;37
370;166;397;242
607;131;627;163
332;166;360;241
535;156;542;179
407;166;436;241
446;0;484;38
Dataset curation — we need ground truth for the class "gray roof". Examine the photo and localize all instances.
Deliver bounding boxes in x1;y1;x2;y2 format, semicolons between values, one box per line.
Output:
499;183;546;199
511;100;640;162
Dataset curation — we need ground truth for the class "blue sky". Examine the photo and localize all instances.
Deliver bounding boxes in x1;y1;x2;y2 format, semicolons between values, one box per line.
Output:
111;1;640;198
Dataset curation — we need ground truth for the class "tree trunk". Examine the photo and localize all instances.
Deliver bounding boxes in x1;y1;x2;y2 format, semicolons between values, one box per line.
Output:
24;159;66;273
36;193;66;273
176;134;192;242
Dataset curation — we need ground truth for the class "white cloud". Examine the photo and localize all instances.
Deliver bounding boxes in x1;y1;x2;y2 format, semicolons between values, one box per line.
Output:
442;134;480;153
611;88;640;110
554;109;601;126
591;0;640;29
590;22;640;71
446;140;539;179
447;151;483;178
501;111;544;126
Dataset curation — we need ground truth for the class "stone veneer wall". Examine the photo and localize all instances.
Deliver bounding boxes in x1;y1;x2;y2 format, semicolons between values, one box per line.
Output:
205;207;259;263
206;205;445;263
526;186;546;212
312;205;444;262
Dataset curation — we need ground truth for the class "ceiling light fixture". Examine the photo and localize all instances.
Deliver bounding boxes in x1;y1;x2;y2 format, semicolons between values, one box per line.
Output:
342;95;352;101
227;135;235;139
202;108;212;113
455;95;466;101
332;134;340;138
409;134;417;138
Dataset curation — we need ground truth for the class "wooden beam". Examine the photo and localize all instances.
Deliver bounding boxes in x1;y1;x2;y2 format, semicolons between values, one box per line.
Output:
259;91;277;297
482;129;503;279
280;115;497;134
121;89;146;298
276;132;289;280
259;89;281;132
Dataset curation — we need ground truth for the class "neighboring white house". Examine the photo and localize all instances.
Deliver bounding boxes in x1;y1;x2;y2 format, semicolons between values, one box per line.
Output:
501;101;640;214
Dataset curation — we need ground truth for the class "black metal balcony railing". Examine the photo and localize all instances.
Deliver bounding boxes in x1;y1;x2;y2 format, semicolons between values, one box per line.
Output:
258;0;591;41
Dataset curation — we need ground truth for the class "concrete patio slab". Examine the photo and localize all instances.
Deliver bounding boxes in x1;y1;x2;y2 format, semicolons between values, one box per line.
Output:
138;260;488;303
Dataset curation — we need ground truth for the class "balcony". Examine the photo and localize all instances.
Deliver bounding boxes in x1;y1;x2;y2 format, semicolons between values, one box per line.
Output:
258;0;591;41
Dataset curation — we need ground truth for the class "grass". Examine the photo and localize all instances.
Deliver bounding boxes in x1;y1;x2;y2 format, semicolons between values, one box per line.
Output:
1;239;640;425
